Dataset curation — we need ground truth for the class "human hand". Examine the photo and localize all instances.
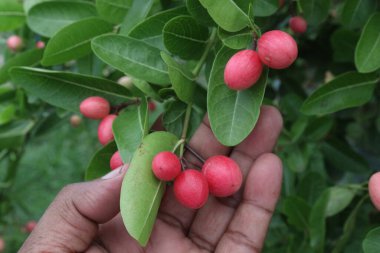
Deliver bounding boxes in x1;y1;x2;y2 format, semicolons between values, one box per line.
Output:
19;106;283;253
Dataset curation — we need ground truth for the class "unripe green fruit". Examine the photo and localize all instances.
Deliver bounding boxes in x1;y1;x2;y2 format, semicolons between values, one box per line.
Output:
110;151;123;170
202;155;242;197
98;114;117;145
174;169;209;209
79;96;110;119
289;16;307;34
224;50;263;90
152;151;181;181
257;30;298;69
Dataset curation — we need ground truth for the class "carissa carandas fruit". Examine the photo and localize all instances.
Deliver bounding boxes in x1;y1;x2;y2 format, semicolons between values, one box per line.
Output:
224;49;263;90
98;114;117;145
174;169;209;209
202;155;242;197
152;151;181;181
7;35;23;52
289;16;307;34
80;96;110;119
257;30;298;69
110;151;123;170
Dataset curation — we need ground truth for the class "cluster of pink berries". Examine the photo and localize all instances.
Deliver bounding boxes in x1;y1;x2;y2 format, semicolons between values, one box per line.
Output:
6;35;45;52
224;30;298;90
152;152;242;209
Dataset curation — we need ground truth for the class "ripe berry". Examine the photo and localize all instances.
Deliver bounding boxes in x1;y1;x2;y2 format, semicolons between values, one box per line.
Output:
152;151;181;181
36;41;45;49
257;30;298;69
224;50;263;90
289;16;307;34
70;115;82;127
79;96;110;119
110;151;123;170
98;114;117;145
25;220;37;233
117;76;133;89
148;101;156;111
202;156;242;197
0;237;4;252
174;169;209;209
7;35;23;52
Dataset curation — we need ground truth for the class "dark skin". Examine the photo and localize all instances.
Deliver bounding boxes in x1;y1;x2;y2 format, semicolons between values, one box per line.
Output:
19;106;283;253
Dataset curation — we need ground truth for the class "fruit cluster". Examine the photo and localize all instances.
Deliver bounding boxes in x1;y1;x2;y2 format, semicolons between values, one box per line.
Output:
6;35;45;52
152;152;242;209
224;30;299;90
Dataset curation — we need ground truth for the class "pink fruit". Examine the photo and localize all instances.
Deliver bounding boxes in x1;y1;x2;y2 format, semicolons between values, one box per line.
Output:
0;237;4;252
289;16;307;34
25;220;37;233
7;35;23;52
36;41;45;49
224;49;263;90
148;101;156;111
110;151;123;170
152;151;181;181
98;114;117;145
70;115;82;127
79;96;110;119
257;30;298;69
202;155;242;197
369;172;380;210
174;169;209;209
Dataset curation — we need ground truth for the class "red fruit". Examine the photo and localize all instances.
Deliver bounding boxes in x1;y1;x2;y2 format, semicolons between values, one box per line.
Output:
174;169;209;209
36;41;45;49
289;16;307;34
25;220;37;233
152;151;181;181
148;101;156;111
98;114;117;145
257;30;298;69
7;35;23;52
0;237;4;252
70;115;82;127
110;151;123;170
79;96;110;119
224;50;263;90
202;155;242;197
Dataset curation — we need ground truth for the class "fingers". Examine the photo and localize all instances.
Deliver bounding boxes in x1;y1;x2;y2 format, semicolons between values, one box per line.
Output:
369;172;380;210
188;106;282;251
216;153;283;253
157;115;231;233
19;166;127;253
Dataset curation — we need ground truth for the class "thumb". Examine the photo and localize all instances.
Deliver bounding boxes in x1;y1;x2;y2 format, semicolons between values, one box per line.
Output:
19;165;128;253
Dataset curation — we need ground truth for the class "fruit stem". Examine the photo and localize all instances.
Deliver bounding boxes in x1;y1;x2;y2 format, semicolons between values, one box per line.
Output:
192;28;217;76
172;139;185;153
179;103;193;158
184;144;205;164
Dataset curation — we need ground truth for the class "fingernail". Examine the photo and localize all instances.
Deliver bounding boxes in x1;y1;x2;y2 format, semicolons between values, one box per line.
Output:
101;164;129;180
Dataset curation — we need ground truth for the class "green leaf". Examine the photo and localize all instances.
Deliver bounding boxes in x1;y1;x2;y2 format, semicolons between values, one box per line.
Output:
299;0;330;26
186;0;214;26
85;142;117;181
282;196;311;231
0;0;25;31
0;104;16;125
0;120;34;149
27;1;97;38
198;0;250;32
92;35;170;85
163;100;205;139
301;72;379;115
161;52;196;104
129;7;188;50
120;0;154;35
252;0;278;17
0;48;43;84
298;172;326;204
41;18;114;66
10;67;134;112
363;227;380;253
331;29;359;63
132;79;162;101
113;99;149;164
218;28;253;50
163;15;209;60
309;189;329;253
341;0;377;29
208;47;268;146
355;13;380;73
120;131;178;246
96;0;132;24
325;187;356;217
304;116;334;141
